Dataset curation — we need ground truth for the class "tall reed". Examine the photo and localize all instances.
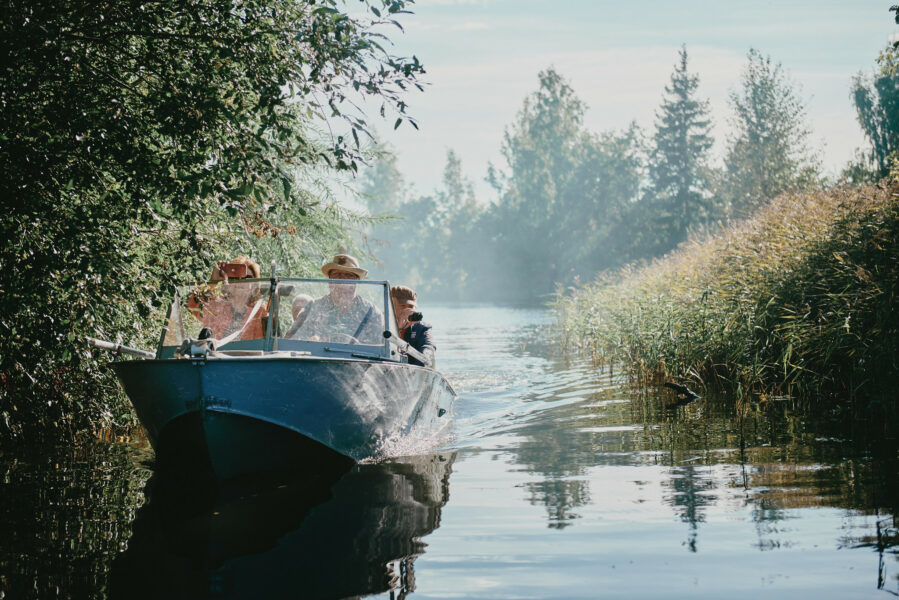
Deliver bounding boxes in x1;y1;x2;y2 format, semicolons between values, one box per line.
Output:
554;174;899;405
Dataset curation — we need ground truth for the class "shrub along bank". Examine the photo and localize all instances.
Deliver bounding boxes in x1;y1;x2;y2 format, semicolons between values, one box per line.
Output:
554;172;899;406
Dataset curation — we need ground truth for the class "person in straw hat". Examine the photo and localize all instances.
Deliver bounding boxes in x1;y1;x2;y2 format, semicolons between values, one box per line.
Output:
287;253;382;343
390;285;435;367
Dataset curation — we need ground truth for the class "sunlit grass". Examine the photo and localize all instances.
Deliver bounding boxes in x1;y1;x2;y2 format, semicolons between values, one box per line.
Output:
554;171;899;405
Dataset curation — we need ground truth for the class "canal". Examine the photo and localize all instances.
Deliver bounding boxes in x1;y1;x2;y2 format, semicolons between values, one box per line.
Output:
1;305;897;598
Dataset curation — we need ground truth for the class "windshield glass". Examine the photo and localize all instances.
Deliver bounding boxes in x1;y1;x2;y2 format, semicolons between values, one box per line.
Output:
164;280;271;345
276;280;388;346
159;279;393;355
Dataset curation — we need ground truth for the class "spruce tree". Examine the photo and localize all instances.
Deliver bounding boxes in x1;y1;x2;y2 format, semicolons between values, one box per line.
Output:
649;46;715;250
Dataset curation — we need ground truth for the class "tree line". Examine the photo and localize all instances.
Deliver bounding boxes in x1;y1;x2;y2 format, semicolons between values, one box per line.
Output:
363;40;899;304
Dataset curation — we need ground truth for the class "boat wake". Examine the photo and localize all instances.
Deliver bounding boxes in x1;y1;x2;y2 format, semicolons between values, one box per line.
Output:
443;361;626;452
364;424;456;462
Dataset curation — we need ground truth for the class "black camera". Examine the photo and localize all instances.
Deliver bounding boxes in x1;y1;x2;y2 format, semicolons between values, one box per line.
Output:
408;311;423;322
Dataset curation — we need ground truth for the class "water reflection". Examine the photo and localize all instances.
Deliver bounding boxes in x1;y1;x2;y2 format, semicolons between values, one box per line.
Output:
110;453;454;600
0;442;152;600
496;360;899;569
429;305;898;595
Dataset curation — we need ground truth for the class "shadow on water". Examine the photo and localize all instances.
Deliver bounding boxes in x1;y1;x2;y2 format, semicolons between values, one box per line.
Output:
0;442;453;600
108;452;455;600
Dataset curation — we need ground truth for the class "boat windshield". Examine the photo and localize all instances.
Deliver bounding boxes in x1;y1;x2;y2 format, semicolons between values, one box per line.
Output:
165;279;272;346
158;279;395;356
274;280;391;346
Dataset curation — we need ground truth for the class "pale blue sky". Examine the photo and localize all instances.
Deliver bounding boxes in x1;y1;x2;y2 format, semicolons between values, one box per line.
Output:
366;1;899;198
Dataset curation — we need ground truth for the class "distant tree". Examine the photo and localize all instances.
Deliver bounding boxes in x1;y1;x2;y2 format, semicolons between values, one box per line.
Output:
721;49;819;214
436;150;478;218
360;144;409;216
358;143;409;278
362;148;483;299
558;124;647;278
500;68;585;223
494;68;587;300
851;45;899;179
648;46;715;249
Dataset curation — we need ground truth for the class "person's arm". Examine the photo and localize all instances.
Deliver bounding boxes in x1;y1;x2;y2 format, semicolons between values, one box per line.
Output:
403;323;435;366
284;302;312;338
417;323;436;364
291;300;327;341
359;304;384;344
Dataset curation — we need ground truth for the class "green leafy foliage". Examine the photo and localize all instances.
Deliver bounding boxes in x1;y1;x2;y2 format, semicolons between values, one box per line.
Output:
0;0;423;445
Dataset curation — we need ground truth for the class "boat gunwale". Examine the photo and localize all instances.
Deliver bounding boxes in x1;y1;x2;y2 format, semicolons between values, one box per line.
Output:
113;353;457;395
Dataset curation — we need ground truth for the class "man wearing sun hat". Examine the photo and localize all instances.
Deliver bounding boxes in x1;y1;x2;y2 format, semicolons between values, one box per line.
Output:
288;253;383;343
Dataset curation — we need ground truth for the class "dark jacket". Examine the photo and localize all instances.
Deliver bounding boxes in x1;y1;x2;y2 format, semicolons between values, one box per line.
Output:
402;321;435;366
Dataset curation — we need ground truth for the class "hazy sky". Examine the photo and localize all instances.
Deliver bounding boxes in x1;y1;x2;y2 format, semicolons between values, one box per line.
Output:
363;0;898;200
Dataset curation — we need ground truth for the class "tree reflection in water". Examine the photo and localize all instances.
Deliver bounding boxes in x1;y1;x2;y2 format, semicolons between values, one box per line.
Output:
666;465;716;552
503;361;898;563
0;442;153;600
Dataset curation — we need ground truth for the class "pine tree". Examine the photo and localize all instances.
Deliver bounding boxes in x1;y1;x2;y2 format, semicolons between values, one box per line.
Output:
649;46;715;250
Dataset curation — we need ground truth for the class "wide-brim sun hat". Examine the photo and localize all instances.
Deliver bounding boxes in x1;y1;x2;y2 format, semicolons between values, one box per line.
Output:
321;253;368;278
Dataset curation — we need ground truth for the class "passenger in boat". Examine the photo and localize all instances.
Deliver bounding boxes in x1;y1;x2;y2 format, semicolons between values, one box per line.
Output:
390;285;435;367
187;256;268;340
291;294;313;323
287;293;313;332
288;254;383;344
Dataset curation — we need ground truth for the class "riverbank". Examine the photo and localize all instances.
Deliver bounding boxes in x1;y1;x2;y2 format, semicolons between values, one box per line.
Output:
554;173;899;406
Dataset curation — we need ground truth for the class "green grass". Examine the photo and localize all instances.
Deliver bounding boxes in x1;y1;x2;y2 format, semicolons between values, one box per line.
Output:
554;173;899;406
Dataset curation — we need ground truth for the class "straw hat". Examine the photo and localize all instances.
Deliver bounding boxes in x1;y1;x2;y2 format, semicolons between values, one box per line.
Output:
321;253;368;278
209;255;261;281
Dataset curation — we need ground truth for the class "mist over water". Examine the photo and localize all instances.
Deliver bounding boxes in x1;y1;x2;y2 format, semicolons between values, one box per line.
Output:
1;305;896;599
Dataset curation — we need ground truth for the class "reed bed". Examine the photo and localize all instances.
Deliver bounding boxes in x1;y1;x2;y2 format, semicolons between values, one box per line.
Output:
554;175;899;405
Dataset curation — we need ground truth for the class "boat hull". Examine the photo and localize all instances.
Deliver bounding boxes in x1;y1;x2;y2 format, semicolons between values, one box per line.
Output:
112;357;455;480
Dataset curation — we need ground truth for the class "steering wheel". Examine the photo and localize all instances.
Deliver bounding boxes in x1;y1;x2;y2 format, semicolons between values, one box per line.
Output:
326;333;360;344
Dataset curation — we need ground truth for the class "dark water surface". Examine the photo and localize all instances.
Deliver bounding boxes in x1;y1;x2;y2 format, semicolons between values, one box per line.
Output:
2;305;897;599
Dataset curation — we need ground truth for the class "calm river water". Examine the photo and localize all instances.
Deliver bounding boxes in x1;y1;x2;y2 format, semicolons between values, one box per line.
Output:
1;305;897;599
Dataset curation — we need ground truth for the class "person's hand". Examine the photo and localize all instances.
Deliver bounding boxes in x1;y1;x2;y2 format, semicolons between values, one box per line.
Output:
210;261;228;281
397;306;415;329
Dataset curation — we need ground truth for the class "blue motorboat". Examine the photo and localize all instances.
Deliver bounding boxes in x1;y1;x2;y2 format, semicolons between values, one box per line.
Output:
99;271;455;480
